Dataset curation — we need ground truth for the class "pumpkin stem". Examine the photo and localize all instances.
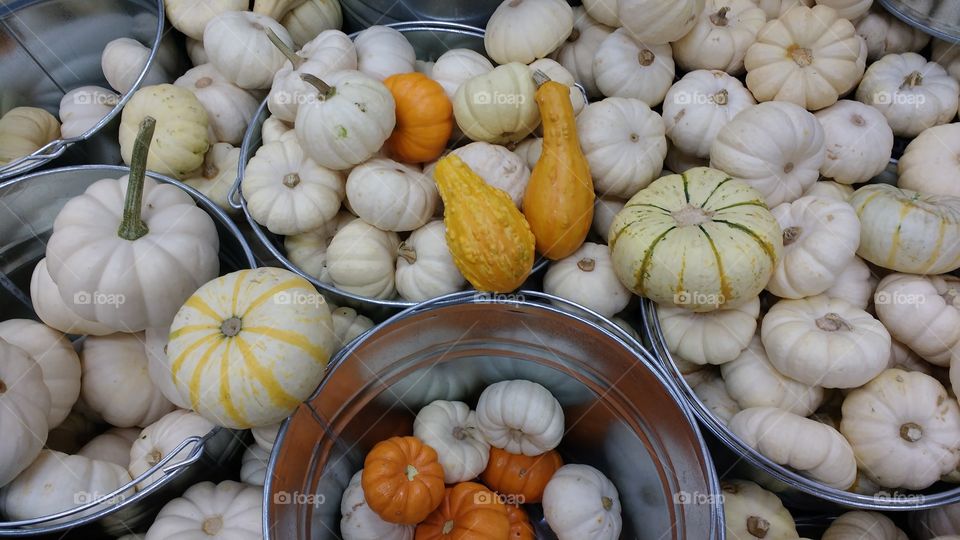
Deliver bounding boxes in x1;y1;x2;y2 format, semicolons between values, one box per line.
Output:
900;422;923;442
509;0;522;6
532;69;551;87
638;49;656;67
0;380;6;394
442;520;455;534
721;482;739;495
746;516;770;538
782;226;801;245
265;27;303;69
117;116;155;242
202;516;224;535
300;73;337;101
221;316;242;337
405;464;419;481
789;46;813;67
671;204;715;227
567;27;580;42
601;496;613;511
195;76;214;89
710;6;730;26
712;89;729;106
452;425;467;440
398;242;417;264
902;71;924;89
283;173;301;188
147;449;162;466
577;258;596;272
203;160;220;180
815;313;852;332
851;114;866;127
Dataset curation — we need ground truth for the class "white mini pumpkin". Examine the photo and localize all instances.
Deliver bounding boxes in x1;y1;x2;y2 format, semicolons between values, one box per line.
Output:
710;101;826;207
453;62;540;144
766;196;861;299
855;7;930;62
267;30;358;123
553;7;613;98
476;379;564;456
803;180;853;201
413;400;490;483
204;11;294;90
874;273;960;369
101;38;171;95
543;242;630;318
428;142;530;208
129;410;215;489
856;52;959;138
30;259;113;337
594;30;675;107
842;369;960;490
824;256;876;311
0;339;50;488
823;511;908;540
59;86;118;139
239;444;270;487
331;306;375;349
576;97;667;199
663;69;757;159
657;297;760;366
751;0;813;18
745;5;866;111
592;195;626;242
186;38;208;66
395;221;466;302
175;63;260;145
253;423;282;451
144;328;190;410
899;124;960;197
78;428;140;468
145;480;262;540
721;479;800;539
0;107;60;166
815;100;894;184
327;219;401;299
263;115;294;144
582;0;619;27
341;470;415;540
528;59;586;117
542;464;622;540
618;0;705;45
163;0;247;41
485;0;573;65
691;372;741;425
183;142;242;214
512;137;542;171
431;49;495;100
816;0;872;19
284;211;354;282
243;139;345;235
721;335;824;416
354;25;416;80
730;406;857;489
283;0;344;48
673;0;767;74
346;158;437;232
761;295;890;388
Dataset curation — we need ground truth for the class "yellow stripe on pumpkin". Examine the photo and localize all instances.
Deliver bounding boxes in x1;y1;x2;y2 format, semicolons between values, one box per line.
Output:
171;332;221;378
241;326;329;361
218;338;243;425
184;336;225;412
168;324;220;340
242;279;308;317
235;336;301;410
181;293;224;322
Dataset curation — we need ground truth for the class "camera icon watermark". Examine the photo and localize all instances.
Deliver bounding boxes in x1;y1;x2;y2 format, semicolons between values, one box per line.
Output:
874;291;926;306
73;290;126;308
74;490;127;506
474;292;525;305
673;491;724;505
672;91;722;106
273;291;327;307
473;91;526;107
474;490;525;505
873;91;926;108
73;92;118;106
674;290;725;308
273;491;326;506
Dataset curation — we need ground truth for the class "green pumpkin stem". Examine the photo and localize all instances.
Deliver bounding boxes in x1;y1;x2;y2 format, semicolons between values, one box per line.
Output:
265;28;304;69
300;74;336;100
118;116;155;241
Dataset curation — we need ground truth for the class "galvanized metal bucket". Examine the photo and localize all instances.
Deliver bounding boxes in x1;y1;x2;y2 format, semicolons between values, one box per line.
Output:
0;0;187;180
338;0;503;33
264;291;725;539
0;165;255;536
878;0;960;42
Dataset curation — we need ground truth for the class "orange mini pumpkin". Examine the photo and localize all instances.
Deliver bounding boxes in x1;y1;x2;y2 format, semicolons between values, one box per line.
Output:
480;447;563;504
506;504;535;540
361;436;446;525
415;482;510;540
383;72;453;163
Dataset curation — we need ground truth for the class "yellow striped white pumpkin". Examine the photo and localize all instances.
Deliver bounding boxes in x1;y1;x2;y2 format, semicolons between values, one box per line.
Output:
850;184;960;274
609;167;782;312
165;267;335;429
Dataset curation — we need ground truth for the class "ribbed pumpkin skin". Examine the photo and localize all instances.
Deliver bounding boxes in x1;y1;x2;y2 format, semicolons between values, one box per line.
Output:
433;154;535;292
414;482;510;540
608;167;782;312
479;447;563;503
362;436;446;525
384;73;453;163
523;80;594;260
506;503;536;540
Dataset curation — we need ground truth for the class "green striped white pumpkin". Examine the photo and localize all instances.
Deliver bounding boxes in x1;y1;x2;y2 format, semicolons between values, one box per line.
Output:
850;184;960;274
164;267;335;429
609;167;782;312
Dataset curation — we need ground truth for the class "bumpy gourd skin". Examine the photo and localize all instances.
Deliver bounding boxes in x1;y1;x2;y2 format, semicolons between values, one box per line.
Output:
433;154;535;293
523;80;594;260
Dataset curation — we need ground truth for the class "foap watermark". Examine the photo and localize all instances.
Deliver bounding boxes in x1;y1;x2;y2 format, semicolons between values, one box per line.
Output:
270;90;317;106
474;291;525;305
72;92;118;107
474;491;525;506
73;290;126;308
874;291;926;306
674;291;725;308
673;491;724;505
273;290;326;307
873;91;926;108
874;490;925;505
273;491;326;506
672;90;728;106
473;91;526;106
74;490;128;506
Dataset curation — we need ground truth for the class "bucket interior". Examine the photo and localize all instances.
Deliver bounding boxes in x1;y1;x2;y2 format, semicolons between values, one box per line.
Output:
267;301;721;539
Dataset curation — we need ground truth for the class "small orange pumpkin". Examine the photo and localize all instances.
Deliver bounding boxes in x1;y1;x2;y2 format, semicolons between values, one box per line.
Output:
506;504;535;540
414;482;510;540
383;72;453;163
480;447;563;503
361;436;446;525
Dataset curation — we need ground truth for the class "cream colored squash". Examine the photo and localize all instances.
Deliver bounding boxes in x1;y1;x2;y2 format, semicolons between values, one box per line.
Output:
576;97;667;199
413;400;490;483
0;106;60;166
101;38;171;95
730;406;857;489
874;273;960;369
175;63;259;145
842;369;960;490
145;480;262;540
295;69;397;170
527;59;586;116
346;158;437;232
750;0;813;18
824;511;908;540
766;196;860;299
543;464;622;540
453;62;540;144
888;339;950;387
710;101;826;207
803;180;853;201
118;84;210;179
0;319;79;428
164;267;336;428
0;450;132;522
284;210;354;282
354;25;415;80
722;335;824;416
395;221;466;302
815;100;894;184
553;7;614;98
855;7;930;62
617;0;705;45
594;30;675;107
657;297;760;366
850;184;960;274
486;0;574;65
252;422;281;451
673;0;767;74
543;242;630;318
720;479;799;539
262;115;293;144
30;259;113;337
745;5;866;111
0;339;50;488
609;168;783;312
331;306;375;349
476;379;564;455
428;142;530;208
239;444;270;486
186;38;208;66
761;296;890;388
243;139;345;235
204;11;294;90
592;195;626;242
78;428;140;468
856;52;959;138
183;142;241;214
912;503;960;540
691;372;741;425
59;86;118;139
663;70;756;159
129;410;215;489
283;0;344;48
163;0;247;41
824;256;876;310
582;0;620;27
899;124;960;197
327;219;401;299
341;470;415;540
512;136;542;170
144;327;190;410
431;49;495;100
